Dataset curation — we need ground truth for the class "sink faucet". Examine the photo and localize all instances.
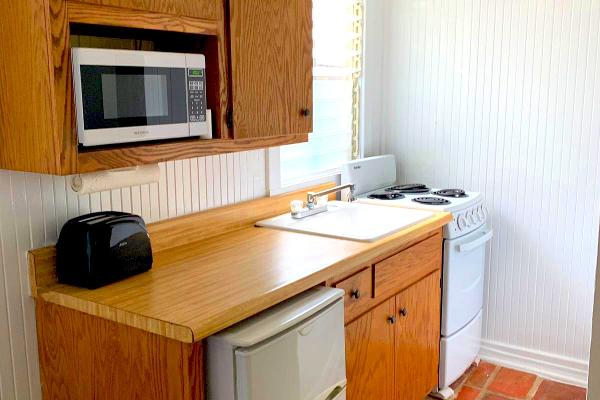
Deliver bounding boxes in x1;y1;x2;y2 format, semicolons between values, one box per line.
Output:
306;184;355;209
291;183;355;219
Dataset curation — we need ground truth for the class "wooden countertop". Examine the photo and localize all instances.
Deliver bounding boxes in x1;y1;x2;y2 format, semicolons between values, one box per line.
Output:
29;185;452;343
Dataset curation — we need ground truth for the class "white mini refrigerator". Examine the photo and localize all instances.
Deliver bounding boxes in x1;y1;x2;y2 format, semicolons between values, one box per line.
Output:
207;287;347;400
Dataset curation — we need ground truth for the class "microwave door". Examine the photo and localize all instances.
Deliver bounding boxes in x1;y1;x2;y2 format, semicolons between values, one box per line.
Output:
77;65;189;146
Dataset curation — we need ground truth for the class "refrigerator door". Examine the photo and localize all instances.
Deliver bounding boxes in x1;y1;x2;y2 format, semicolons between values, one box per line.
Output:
235;300;346;400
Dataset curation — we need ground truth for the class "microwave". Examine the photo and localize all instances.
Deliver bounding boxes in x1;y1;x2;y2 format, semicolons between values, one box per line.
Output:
72;48;211;147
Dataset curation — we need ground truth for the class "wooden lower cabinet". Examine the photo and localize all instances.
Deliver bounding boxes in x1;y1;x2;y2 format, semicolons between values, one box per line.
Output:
394;271;441;400
36;300;204;400
345;299;396;400
345;272;441;400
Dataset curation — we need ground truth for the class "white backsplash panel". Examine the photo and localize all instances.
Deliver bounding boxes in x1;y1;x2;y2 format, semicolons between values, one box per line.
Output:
0;150;267;400
378;0;600;385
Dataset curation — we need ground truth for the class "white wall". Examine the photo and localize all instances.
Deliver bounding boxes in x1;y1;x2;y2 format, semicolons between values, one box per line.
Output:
589;225;600;397
0;150;267;400
375;0;600;386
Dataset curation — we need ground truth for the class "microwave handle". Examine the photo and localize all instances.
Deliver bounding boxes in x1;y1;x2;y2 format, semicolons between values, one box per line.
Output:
458;229;494;253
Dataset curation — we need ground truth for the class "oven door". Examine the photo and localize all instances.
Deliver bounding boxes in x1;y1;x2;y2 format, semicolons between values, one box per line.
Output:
441;224;493;337
72;49;190;147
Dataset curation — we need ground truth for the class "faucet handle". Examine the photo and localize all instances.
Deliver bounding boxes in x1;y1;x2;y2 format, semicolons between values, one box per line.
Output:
290;200;304;214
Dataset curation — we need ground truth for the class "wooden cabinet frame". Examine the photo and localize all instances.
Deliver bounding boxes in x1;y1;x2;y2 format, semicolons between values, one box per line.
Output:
0;0;310;175
335;233;444;400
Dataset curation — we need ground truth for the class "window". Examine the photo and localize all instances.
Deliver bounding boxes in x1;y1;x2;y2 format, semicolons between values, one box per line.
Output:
269;0;363;193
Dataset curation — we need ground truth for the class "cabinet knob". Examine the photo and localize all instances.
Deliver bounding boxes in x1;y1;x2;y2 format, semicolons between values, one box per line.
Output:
399;308;408;317
301;108;311;117
350;289;361;300
387;316;396;324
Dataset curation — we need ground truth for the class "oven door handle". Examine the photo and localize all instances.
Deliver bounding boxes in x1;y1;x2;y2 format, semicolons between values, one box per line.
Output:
458;229;494;253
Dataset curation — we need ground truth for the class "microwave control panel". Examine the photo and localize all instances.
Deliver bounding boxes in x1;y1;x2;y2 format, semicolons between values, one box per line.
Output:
187;68;207;123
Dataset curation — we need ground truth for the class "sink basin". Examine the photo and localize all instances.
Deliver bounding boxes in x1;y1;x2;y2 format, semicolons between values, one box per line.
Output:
256;201;435;242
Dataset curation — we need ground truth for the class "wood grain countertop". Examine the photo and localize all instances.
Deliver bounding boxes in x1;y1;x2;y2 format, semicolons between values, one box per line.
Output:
29;185;452;343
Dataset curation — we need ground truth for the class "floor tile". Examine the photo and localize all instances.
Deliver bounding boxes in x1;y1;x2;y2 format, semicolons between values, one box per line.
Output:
466;361;497;388
533;380;587;400
456;386;480;400
487;367;536;398
483;395;512;400
451;364;475;390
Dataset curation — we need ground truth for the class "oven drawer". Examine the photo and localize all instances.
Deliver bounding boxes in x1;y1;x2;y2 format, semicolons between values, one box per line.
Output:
373;233;442;301
334;267;373;323
441;226;492;336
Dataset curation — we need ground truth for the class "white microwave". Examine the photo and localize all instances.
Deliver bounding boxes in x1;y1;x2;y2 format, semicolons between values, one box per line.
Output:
72;48;211;147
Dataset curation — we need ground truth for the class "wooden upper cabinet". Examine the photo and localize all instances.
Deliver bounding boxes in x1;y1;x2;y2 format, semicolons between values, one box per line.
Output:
345;298;395;400
75;0;220;20
229;0;313;139
1;0;313;175
394;272;441;400
0;0;60;174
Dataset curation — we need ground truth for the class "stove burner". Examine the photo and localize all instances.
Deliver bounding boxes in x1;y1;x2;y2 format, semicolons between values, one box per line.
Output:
412;197;451;206
386;184;430;194
435;189;468;198
368;192;406;200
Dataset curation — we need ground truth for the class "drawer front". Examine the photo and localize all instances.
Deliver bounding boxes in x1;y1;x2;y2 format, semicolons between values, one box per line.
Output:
76;0;220;20
374;233;442;301
334;267;372;323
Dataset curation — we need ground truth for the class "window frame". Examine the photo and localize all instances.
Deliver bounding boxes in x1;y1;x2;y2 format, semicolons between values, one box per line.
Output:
267;0;365;196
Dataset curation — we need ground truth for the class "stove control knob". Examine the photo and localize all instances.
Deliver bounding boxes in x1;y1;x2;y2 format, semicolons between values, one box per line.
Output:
480;205;488;221
457;215;467;230
468;210;476;225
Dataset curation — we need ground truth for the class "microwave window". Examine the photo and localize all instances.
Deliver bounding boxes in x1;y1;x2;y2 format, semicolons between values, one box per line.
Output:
80;66;187;131
101;74;169;119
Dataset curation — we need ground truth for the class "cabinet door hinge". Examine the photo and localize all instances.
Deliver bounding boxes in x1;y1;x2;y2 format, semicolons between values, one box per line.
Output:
226;109;234;129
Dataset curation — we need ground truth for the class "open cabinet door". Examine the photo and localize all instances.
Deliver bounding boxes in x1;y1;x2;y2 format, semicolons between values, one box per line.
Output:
229;0;313;139
588;224;600;397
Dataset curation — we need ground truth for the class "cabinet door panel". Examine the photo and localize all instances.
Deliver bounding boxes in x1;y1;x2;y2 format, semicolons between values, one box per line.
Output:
345;299;395;400
394;272;441;400
76;0;220;20
230;0;313;138
0;0;60;173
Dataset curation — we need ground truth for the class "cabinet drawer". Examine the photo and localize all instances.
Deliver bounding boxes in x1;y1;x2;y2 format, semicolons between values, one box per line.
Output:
373;233;442;301
334;267;372;323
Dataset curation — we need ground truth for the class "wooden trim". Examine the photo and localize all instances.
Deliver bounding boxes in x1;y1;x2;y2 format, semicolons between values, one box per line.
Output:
51;0;80;175
28;246;57;298
67;1;219;35
148;182;336;253
77;134;309;173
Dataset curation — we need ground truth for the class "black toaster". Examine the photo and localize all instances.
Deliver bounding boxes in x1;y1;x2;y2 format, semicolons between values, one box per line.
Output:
56;212;153;289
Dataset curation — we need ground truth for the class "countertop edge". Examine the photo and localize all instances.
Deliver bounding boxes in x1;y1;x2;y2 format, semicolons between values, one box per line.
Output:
37;212;452;343
38;290;195;343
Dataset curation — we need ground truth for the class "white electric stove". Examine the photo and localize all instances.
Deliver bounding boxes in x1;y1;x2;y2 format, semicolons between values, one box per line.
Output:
342;155;493;400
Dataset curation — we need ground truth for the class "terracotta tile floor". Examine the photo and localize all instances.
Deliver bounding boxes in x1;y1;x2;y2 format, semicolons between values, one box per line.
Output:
428;361;587;400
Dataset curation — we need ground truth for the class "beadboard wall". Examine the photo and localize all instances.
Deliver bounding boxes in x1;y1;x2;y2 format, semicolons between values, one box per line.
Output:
0;150;267;400
375;0;600;386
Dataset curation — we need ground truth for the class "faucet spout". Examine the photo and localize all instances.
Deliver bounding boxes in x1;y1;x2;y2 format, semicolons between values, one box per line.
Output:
307;183;355;208
290;183;355;219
